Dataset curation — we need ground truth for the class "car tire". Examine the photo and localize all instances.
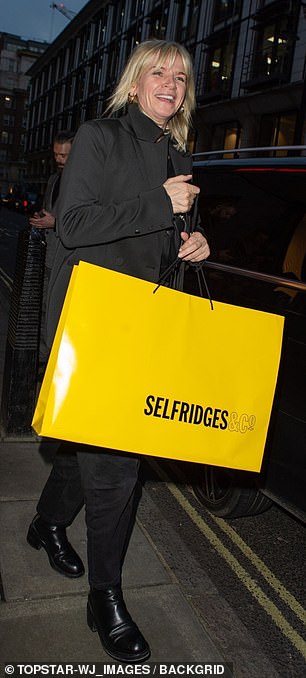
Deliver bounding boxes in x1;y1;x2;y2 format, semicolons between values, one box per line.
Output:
192;465;272;518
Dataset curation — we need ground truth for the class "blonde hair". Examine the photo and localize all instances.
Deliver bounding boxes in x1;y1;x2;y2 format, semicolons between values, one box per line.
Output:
106;40;196;151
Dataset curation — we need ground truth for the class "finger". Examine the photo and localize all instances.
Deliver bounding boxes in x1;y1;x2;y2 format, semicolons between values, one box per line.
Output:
166;174;193;185
180;231;189;242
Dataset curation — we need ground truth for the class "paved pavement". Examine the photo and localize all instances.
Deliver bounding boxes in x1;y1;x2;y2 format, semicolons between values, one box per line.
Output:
0;286;230;669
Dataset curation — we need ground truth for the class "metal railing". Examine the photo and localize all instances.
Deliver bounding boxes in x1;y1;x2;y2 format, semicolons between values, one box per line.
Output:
193;145;306;159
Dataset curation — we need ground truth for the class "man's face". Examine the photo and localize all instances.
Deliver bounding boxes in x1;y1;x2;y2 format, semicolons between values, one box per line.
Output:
53;142;72;170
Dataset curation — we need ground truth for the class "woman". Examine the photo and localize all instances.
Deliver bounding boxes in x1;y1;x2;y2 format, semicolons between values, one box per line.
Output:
27;39;210;663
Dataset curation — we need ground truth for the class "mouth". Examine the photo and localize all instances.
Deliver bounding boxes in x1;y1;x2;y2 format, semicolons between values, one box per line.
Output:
156;94;175;102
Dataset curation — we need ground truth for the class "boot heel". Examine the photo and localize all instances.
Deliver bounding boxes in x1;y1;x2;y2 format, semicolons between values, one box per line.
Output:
27;527;42;550
87;602;97;632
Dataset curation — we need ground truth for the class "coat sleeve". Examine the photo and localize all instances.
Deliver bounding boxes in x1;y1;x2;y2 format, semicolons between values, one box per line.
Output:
56;121;174;249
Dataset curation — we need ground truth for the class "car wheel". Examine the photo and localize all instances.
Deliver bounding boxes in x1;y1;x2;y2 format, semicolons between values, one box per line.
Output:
192;465;272;518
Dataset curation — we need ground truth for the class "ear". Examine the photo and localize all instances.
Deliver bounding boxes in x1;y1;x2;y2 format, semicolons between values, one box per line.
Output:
129;87;137;97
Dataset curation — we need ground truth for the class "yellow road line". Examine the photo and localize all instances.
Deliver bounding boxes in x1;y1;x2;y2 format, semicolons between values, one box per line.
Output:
168;460;306;625
148;460;306;659
211;511;306;625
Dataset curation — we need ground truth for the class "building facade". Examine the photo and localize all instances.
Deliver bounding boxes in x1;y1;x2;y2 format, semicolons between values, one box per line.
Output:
0;32;48;193
25;0;306;190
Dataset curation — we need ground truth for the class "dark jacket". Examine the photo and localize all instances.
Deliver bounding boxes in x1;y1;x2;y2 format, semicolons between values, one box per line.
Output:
46;104;193;345
43;171;61;269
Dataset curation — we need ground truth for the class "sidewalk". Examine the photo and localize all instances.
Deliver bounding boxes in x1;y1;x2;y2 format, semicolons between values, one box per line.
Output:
0;288;228;666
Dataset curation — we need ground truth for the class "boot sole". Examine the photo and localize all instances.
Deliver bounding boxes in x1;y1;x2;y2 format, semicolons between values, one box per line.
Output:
27;525;85;579
87;601;151;663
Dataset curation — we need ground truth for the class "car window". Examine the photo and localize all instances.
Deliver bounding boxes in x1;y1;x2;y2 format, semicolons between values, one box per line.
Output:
194;165;306;282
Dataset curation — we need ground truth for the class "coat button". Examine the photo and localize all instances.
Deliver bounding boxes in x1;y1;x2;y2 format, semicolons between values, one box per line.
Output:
135;228;140;234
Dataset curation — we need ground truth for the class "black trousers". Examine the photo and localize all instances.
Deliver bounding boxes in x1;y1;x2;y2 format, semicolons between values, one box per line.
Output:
37;442;140;589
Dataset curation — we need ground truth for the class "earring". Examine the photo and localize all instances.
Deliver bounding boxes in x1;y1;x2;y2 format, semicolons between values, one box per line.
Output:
179;105;185;113
128;93;136;104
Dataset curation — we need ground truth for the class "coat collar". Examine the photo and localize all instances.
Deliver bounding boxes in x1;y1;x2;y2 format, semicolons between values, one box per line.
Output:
119;103;168;143
119;104;193;158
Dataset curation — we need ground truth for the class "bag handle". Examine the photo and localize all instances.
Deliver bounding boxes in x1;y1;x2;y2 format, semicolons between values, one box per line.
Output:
154;199;214;309
153;252;214;311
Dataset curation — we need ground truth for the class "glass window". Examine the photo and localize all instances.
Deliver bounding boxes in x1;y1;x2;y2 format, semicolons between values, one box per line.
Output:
130;0;145;16
1;131;9;144
176;0;201;41
252;17;293;82
4;95;13;108
210;122;241;154
75;68;86;102
6;43;18;52
50;59;57;86
205;30;238;97
147;3;169;39
112;0;126;34
125;23;143;55
106;42;120;86
258;112;297;151
68;41;76;70
213;0;242;24
93;10;108;51
3;114;15;126
64;76;73;107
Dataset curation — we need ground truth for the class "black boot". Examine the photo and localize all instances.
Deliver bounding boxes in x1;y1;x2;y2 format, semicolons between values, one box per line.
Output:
27;514;85;578
87;586;150;662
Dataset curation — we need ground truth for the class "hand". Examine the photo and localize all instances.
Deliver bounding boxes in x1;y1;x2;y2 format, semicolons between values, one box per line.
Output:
163;174;200;214
177;231;210;263
29;210;55;229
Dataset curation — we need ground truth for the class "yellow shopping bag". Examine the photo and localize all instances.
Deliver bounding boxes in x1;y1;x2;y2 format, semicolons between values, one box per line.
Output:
32;261;284;472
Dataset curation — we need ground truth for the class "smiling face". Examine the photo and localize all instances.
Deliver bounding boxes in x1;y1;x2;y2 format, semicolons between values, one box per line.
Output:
130;53;187;128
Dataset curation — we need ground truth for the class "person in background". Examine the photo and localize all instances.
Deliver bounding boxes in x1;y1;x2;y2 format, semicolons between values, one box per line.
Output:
29;131;74;364
27;40;210;663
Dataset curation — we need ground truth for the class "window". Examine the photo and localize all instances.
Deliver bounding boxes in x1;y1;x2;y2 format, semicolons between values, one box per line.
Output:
176;0;201;41
147;3;169;40
246;11;297;87
6;43;18;52
68;41;76;70
125;23;143;55
106;42;120;86
64;76;73;107
211;122;241;154
129;0;145;18
204;30;238;98
79;26;91;63
50;59;57;86
111;0;126;34
213;0;242;25
258;112;297;151
3;114;15;126
1;131;9;144
93;10;108;51
75;68;86;102
4;95;13;108
253;19;292;81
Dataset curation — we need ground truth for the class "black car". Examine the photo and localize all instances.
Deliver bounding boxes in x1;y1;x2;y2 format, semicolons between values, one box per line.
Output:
188;147;306;523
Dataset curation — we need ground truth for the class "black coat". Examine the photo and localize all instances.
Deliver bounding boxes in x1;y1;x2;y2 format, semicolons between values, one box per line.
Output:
43;171;61;269
46;105;193;345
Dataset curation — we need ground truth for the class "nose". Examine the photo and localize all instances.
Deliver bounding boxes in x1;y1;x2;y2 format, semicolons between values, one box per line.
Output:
163;72;176;87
